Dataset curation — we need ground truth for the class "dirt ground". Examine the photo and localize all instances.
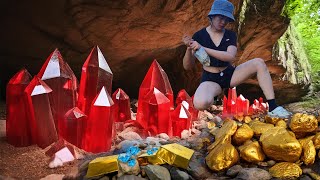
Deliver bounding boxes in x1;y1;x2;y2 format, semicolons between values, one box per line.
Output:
0;102;79;180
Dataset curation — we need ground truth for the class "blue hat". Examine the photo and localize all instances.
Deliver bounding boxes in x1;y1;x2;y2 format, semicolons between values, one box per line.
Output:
208;0;235;22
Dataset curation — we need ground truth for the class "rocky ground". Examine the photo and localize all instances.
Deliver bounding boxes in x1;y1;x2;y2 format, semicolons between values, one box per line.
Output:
0;99;320;180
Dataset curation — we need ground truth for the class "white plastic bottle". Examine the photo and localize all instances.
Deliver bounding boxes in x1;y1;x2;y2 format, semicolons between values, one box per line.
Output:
194;46;210;66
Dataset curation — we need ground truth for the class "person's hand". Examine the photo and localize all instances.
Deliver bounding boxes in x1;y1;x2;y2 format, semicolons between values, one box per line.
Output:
189;40;201;51
182;35;192;46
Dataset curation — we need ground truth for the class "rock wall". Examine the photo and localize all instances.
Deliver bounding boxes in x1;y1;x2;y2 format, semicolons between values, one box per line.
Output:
0;0;308;103
273;24;311;85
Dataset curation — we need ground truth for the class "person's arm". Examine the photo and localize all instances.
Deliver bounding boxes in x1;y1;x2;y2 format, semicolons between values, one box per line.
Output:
189;40;237;62
204;45;237;62
183;47;196;70
182;35;196;70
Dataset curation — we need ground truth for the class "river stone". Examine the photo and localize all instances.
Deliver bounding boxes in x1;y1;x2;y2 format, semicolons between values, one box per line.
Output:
170;167;190;180
187;152;211;180
299;175;312;180
144;165;170;180
226;165;243;177
235;168;272;180
118;175;147;180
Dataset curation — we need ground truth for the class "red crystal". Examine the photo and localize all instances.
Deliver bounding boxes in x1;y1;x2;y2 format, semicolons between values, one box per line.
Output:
60;107;87;148
171;104;191;137
37;49;78;133
6;68;32;147
24;76;58;149
143;87;172;136
45;139;75;158
78;46;113;115
222;89;253;118
176;89;198;124
236;95;243;116
248;104;256;115
254;99;260;109
137;60;173;128
227;87;237;114
222;95;228;115
112;88;131;122
243;99;250;115
252;98;268;113
82;87;114;153
176;89;192;105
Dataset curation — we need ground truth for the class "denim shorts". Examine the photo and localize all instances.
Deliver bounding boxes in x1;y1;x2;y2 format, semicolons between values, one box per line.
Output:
201;65;236;89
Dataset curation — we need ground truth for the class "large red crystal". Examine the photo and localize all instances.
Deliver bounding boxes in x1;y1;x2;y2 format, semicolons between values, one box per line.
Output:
78;46;113;115
37;49;78;133
142;87;172;136
24;76;58;149
137;60;173;128
6;68;32;147
60;107;87;148
82;87;114;153
171;104;191;137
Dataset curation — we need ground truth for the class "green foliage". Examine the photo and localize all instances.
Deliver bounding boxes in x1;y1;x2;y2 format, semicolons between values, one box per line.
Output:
283;0;320;91
300;95;320;108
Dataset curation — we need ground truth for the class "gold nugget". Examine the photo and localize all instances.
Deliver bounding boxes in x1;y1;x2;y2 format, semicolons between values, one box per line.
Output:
260;127;302;162
269;162;302;179
290;113;318;133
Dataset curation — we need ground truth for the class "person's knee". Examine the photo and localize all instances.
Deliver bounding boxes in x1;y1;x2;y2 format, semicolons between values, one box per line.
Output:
253;58;267;71
193;98;211;110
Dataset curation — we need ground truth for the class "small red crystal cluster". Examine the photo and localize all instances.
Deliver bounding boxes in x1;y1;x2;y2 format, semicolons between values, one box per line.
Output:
222;88;268;118
6;46;197;153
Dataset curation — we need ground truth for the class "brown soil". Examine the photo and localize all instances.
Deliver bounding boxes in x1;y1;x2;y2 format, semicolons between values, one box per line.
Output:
0;101;79;180
0;135;79;180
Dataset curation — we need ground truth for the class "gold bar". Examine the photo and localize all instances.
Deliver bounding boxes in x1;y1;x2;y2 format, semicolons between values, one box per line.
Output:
86;155;119;178
156;143;194;169
138;152;165;165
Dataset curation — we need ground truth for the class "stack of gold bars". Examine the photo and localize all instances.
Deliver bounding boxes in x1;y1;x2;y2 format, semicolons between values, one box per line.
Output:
86;143;194;179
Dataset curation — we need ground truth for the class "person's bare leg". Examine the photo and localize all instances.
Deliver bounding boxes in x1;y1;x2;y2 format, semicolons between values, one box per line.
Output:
230;58;274;100
229;58;291;118
193;81;222;110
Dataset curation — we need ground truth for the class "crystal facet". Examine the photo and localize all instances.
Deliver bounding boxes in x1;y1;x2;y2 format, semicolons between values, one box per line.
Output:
83;87;114;153
37;49;78;133
137;60;173;129
78;46;113;115
24;76;58;149
6;68;32;147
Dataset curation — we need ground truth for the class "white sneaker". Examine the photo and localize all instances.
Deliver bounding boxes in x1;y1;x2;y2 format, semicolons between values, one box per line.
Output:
267;106;292;119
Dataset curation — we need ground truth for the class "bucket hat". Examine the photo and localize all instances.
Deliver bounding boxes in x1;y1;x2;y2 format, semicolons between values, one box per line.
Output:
208;0;235;22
